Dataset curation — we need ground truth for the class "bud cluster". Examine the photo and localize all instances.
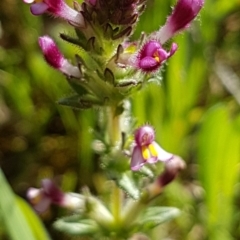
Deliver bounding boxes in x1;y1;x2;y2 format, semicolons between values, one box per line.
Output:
23;0;204;110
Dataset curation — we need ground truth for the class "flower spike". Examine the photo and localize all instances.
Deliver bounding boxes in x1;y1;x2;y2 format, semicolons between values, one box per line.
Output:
38;36;80;78
156;0;204;43
23;0;85;27
131;125;173;171
135;40;178;72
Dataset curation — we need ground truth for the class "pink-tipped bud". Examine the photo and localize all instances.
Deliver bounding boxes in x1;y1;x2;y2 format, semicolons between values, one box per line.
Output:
38;36;80;78
23;0;85;27
156;0;204;43
135;40;177;72
146;155;185;198
157;155;186;187
39;36;64;69
131;125;173;171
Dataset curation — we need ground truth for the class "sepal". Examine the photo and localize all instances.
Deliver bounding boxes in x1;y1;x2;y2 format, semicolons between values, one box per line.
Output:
66;77;88;95
60;33;86;49
104;68;115;85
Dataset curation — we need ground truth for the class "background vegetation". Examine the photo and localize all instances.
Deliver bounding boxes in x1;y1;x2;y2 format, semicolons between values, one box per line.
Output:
0;0;240;239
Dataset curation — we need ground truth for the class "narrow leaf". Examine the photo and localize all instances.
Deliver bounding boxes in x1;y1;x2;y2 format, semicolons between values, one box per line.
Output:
137;207;180;230
0;169;43;240
54;215;99;236
117;173;140;200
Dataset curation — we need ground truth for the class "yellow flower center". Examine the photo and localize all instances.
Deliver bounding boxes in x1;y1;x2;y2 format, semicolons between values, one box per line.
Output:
153;51;160;62
141;143;158;160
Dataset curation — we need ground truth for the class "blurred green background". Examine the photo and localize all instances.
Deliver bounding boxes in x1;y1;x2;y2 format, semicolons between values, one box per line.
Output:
0;0;240;239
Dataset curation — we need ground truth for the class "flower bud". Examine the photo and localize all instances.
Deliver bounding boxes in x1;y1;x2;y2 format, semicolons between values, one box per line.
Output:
23;0;85;27
157;155;186;187
146;155;186;199
38;36;80;78
156;0;204;43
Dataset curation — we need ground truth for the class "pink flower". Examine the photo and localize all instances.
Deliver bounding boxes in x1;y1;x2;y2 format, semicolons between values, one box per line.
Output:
135;40;177;72
131;125;173;171
156;0;204;43
38;36;80;78
27;179;84;212
23;0;85;27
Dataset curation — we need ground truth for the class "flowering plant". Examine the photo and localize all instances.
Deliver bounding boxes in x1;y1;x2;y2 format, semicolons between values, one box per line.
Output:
23;0;204;238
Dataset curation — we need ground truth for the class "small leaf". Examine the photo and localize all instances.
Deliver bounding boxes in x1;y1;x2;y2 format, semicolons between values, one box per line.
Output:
104;68;115;85
114;103;124;117
112;27;132;40
75;48;99;71
117;173;140;200
60;33;85;49
86;37;96;52
58;94;102;109
139;166;154;179
137;207;180;230
66;77;88;95
104;23;114;39
53;215;99;236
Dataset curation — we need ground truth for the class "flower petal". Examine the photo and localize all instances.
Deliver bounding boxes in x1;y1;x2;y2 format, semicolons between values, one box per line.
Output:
139;56;160;72
30;2;49;15
152;141;173;161
131;146;145;171
27;187;52;213
23;0;34;3
146;143;158;163
169;43;178;57
143;40;162;56
157;48;169;62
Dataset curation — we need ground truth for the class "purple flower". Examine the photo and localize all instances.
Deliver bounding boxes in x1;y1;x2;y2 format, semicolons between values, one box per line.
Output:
38;36;80;78
23;0;85;27
135;40;177;72
156;0;204;43
131;125;173;171
27;179;84;212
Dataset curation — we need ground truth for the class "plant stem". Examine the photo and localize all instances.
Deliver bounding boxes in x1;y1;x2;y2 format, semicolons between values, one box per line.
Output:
106;105;123;227
107;106;121;146
111;182;122;225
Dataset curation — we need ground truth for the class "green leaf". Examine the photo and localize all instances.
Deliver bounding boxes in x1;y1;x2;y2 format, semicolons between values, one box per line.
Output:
75;47;99;71
137;207;180;230
66;78;88;95
139;166;154;179
117;173;140;200
53;215;99;236
16;197;51;240
0;169;50;240
58;94;102;109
